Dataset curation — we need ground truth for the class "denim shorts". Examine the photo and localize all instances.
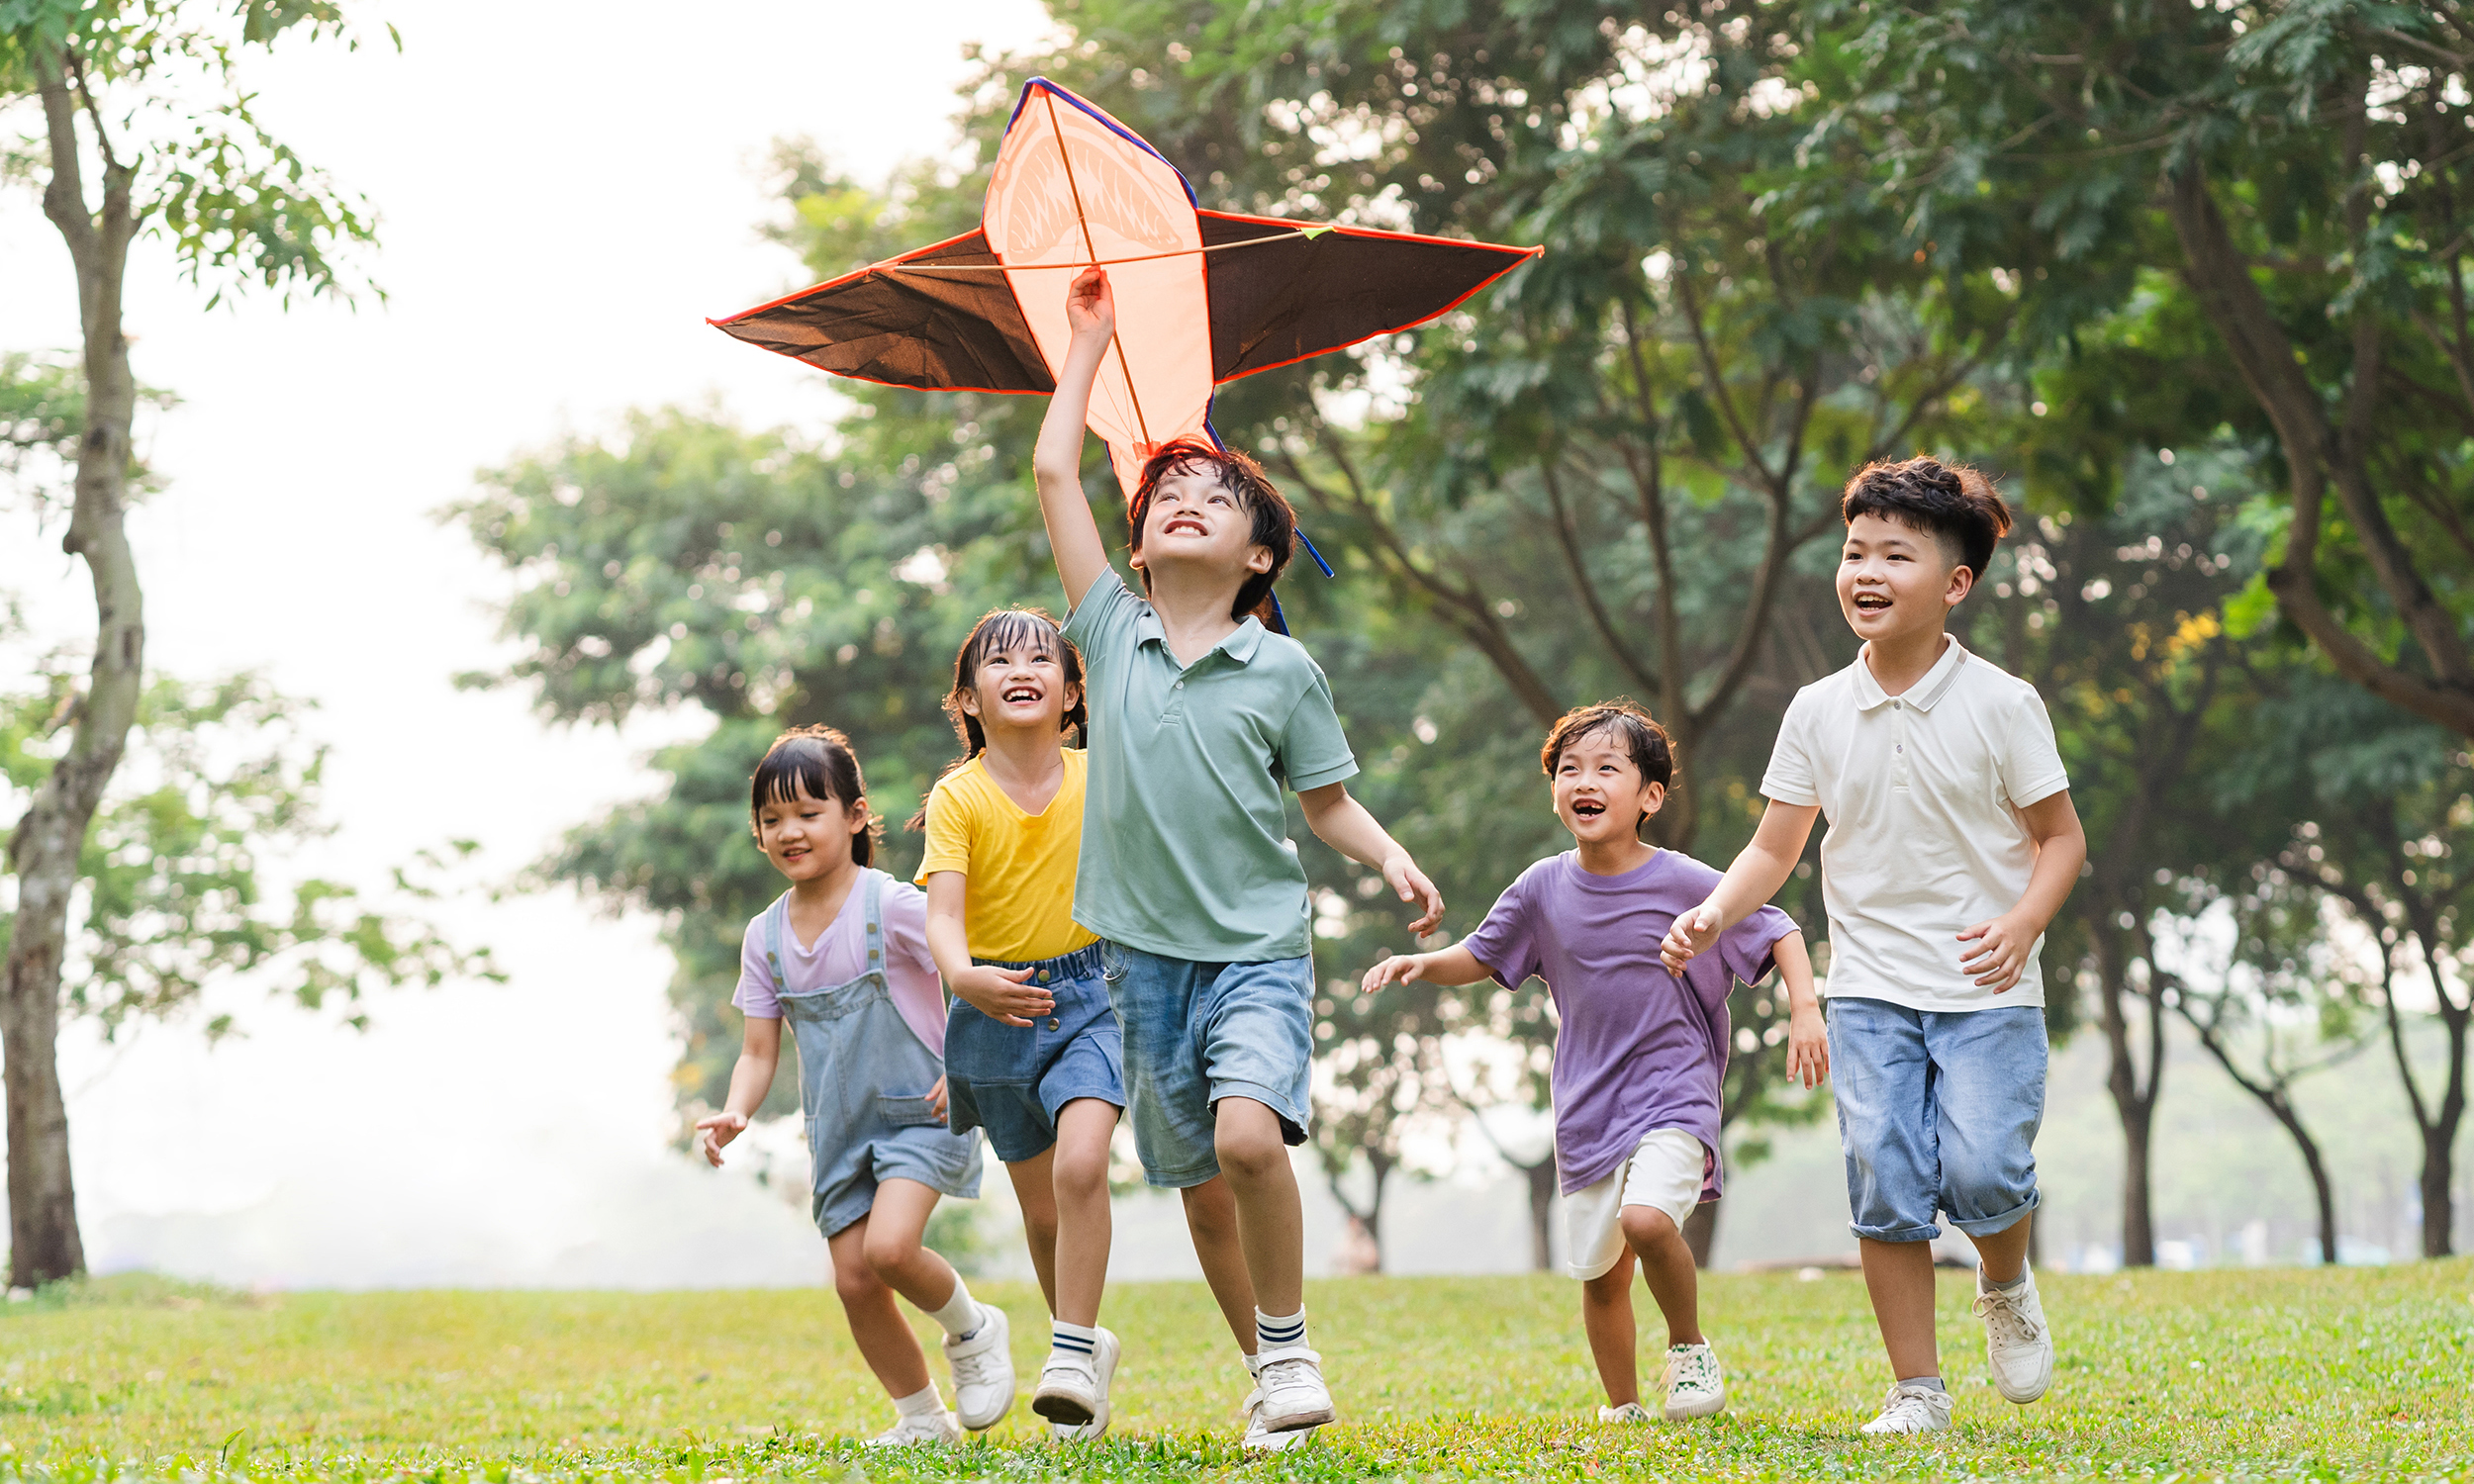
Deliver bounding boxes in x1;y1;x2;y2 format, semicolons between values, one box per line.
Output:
1099;940;1313;1188
1827;995;2046;1243
942;944;1124;1163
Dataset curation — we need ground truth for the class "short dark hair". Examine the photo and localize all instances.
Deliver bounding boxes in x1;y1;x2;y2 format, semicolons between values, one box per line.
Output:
749;725;880;867
1541;699;1675;801
907;608;1088;831
1841;456;2015;581
1126;436;1296;625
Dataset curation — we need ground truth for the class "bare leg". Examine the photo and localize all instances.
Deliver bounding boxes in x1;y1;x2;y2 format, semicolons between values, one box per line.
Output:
1050;1097;1119;1328
1180;1174;1259;1353
1970;1210;2033;1284
828;1213;933;1398
858;1177;967;1313
1213;1097;1305;1317
1580;1249;1640;1408
1622;1207;1705;1347
1005;1146;1062;1315
1858;1237;1941;1379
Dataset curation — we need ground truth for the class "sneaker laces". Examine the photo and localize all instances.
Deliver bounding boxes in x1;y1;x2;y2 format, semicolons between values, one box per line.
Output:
948;1332;1004;1389
1972;1283;2044;1345
1256;1351;1322;1400
1661;1345;1719;1393
1876;1381;1945;1428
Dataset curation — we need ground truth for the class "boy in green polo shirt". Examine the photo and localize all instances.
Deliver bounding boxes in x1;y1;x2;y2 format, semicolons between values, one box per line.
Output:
1033;267;1445;1448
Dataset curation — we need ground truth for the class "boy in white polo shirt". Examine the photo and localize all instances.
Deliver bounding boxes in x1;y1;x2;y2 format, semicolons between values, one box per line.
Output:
1663;456;2086;1436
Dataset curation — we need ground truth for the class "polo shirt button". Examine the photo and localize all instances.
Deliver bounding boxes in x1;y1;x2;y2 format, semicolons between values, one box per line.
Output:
1174;680;1184;690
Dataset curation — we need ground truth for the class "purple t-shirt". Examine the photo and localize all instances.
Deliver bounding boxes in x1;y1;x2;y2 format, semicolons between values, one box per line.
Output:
1461;849;1796;1197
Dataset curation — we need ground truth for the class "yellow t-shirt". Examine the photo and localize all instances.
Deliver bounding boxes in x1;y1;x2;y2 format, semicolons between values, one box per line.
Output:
913;750;1100;963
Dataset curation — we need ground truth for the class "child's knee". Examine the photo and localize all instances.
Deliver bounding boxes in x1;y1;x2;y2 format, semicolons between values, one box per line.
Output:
1622;1204;1682;1252
861;1226;919;1279
1213;1123;1286;1180
833;1255;886;1305
1580;1266;1633;1307
1052;1141;1109;1201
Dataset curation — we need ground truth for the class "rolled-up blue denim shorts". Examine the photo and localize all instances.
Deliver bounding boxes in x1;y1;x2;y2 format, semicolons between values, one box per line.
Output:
1827;995;2046;1243
1099;941;1313;1188
942;944;1124;1163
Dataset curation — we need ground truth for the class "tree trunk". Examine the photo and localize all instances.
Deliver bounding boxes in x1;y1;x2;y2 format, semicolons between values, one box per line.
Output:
1521;1156;1556;1272
2093;913;2162;1268
4;51;145;1290
1324;1150;1392;1274
2118;1100;2154;1268
1681;1198;1718;1268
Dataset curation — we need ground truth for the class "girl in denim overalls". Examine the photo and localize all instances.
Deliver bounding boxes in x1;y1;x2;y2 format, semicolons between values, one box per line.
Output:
696;726;1011;1446
911;610;1130;1438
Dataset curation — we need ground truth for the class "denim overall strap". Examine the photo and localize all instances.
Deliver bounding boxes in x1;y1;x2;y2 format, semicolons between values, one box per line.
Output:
762;891;792;994
860;869;886;978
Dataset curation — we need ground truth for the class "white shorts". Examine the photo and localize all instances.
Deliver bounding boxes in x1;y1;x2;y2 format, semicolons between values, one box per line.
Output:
1566;1128;1708;1280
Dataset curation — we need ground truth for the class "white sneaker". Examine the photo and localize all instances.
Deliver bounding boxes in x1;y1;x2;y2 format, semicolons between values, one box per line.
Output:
1858;1381;1953;1435
1973;1264;2053;1404
1251;1346;1337;1433
1240;1381;1320;1451
1660;1343;1727;1419
1597;1401;1653;1423
942;1304;1016;1431
865;1408;962;1446
1033;1326;1119;1438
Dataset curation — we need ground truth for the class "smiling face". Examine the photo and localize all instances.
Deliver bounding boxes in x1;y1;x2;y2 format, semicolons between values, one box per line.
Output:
752;781;867;882
1837;511;1974;646
1130;459;1273;588
1551;726;1665;846
959;631;1079;737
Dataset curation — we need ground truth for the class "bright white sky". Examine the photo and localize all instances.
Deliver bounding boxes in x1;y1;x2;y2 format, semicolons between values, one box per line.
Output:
0;0;1065;1287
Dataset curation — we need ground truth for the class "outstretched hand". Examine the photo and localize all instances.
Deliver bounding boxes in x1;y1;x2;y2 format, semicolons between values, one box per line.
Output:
1361;952;1429;994
1661;902;1722;975
694;1110;747;1167
1065;266;1115;341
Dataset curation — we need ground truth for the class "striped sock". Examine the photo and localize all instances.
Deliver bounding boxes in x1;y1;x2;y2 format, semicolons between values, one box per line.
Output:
1049;1320;1099;1371
1255;1307;1306;1354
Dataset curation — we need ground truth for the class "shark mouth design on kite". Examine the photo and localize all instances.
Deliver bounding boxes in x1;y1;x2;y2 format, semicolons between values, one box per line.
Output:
712;76;1540;509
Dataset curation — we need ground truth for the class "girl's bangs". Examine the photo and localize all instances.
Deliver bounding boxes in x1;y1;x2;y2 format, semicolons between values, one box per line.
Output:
967;610;1060;666
751;742;837;812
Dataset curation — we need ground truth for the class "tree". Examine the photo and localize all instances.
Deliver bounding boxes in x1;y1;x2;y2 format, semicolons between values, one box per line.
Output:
2;0;382;1284
1871;1;2474;741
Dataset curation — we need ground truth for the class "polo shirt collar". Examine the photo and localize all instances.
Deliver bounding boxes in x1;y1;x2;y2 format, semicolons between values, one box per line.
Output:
1132;602;1266;666
1852;635;1970;712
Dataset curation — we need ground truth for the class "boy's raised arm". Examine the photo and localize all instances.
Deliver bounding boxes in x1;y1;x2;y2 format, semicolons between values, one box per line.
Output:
1033;267;1118;610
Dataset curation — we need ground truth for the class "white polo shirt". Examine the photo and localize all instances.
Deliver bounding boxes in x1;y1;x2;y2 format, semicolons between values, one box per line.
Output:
1760;636;2070;1011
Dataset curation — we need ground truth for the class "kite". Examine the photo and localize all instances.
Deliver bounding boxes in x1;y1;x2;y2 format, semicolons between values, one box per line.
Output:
712;76;1539;508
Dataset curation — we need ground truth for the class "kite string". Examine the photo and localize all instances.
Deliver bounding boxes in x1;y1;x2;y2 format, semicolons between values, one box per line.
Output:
1044;87;1152;448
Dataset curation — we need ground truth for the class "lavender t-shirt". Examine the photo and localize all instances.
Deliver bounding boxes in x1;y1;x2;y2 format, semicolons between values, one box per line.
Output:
731;871;946;1056
1462;849;1796;1197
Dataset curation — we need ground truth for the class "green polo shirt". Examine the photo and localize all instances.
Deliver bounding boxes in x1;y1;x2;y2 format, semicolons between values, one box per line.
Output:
1064;568;1360;963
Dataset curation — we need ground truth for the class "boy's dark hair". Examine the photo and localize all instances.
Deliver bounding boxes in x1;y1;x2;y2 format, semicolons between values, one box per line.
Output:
749;725;880;867
1126;436;1296;625
906;608;1089;831
1540;699;1675;811
1841;456;2015;581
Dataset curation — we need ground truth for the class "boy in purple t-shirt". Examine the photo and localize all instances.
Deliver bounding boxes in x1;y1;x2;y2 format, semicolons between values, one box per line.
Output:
1364;700;1824;1423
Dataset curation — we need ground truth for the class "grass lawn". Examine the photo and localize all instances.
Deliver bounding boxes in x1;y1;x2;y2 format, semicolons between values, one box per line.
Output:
2;1262;2467;1480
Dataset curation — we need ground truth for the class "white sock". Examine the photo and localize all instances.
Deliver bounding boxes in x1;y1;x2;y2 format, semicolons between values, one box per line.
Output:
1049;1319;1099;1370
892;1382;944;1418
1255;1306;1306;1354
926;1275;984;1340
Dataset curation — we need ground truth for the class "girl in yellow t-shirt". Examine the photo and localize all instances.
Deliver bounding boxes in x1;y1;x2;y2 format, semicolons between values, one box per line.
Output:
913;608;1125;1438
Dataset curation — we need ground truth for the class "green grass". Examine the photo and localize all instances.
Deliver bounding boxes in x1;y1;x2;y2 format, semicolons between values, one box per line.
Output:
2;1263;2467;1480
